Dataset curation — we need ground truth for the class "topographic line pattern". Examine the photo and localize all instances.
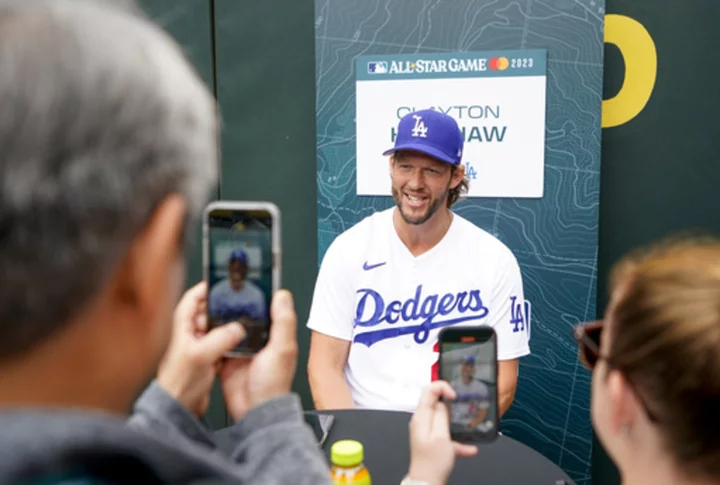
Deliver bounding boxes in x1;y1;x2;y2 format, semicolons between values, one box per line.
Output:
315;1;604;482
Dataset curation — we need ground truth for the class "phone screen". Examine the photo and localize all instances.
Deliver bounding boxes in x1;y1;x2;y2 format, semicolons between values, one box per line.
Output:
206;208;274;354
439;327;498;442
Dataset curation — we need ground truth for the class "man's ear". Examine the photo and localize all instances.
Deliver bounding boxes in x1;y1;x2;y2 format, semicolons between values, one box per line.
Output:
450;163;465;189
115;194;188;324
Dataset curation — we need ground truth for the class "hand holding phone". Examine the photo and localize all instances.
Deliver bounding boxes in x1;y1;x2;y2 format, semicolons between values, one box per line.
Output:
438;326;499;443
407;381;478;485
203;201;281;357
218;289;299;422
157;282;245;418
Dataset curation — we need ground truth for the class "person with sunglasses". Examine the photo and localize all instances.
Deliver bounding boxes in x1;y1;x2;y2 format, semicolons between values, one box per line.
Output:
574;237;720;484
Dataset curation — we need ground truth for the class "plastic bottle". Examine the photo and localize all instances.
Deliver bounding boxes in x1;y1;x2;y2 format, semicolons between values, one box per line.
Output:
329;439;371;485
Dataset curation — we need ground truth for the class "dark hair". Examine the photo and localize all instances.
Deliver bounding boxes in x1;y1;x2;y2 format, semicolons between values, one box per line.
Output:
447;165;469;208
608;236;720;480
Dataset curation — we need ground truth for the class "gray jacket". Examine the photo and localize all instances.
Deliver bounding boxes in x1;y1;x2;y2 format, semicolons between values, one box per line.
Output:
0;381;332;485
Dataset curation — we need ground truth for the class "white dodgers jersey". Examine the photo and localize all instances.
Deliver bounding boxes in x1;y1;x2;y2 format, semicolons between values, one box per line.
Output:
307;208;530;412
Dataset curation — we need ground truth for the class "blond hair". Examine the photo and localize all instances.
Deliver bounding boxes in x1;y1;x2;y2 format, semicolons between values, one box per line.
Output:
608;235;720;480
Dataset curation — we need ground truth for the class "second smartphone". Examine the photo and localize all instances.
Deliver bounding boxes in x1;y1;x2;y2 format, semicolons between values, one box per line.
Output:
437;326;499;442
203;201;281;357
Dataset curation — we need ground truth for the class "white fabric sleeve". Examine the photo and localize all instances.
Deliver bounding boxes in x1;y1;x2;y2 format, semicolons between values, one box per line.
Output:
306;237;355;341
486;247;531;360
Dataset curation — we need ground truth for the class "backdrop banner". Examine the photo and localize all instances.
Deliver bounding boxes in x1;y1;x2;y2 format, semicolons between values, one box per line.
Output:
355;49;547;198
315;2;605;482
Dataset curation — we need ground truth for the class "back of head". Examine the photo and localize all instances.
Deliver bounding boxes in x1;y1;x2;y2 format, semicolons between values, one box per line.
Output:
608;237;720;480
0;0;217;359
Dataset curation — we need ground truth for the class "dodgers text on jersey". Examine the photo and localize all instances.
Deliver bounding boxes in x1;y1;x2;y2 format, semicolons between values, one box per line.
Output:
352;284;489;347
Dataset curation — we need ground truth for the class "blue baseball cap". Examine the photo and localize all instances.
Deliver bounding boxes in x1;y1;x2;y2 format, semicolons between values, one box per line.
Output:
229;249;248;265
462;355;476;365
383;109;464;165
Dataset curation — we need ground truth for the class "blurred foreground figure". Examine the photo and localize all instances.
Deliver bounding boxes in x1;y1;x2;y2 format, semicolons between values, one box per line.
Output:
576;237;720;485
0;1;330;484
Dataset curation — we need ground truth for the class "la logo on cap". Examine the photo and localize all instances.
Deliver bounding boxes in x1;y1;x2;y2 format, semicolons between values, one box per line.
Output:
381;108;464;166
410;114;428;138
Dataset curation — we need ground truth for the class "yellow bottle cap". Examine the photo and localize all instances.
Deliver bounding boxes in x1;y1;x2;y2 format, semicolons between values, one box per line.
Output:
331;439;364;467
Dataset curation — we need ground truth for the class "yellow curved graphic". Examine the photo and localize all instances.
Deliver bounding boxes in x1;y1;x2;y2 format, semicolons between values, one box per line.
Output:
602;14;658;128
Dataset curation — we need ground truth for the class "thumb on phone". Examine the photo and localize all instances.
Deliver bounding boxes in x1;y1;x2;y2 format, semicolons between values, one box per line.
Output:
267;289;297;349
197;322;245;362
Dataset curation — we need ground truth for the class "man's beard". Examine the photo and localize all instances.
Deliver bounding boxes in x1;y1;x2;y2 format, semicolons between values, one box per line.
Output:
230;278;245;291
392;185;449;225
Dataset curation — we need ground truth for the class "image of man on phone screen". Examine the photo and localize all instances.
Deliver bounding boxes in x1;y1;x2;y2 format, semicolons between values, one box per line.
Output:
450;355;492;432
209;249;266;324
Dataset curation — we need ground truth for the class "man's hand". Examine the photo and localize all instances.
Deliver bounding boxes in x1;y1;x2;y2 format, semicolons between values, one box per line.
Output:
407;381;478;485
157;282;245;417
219;289;298;421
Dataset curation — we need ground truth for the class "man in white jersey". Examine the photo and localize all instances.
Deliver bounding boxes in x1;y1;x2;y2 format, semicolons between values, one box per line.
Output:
449;355;492;432
209;249;266;324
307;109;530;415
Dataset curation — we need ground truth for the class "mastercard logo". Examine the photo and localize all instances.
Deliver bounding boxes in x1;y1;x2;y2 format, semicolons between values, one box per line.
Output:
488;57;509;71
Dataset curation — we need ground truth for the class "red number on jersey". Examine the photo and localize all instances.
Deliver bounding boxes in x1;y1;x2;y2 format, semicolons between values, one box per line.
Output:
468;401;478;416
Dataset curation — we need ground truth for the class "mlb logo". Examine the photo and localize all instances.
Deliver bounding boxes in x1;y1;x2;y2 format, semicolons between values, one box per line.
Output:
367;61;388;74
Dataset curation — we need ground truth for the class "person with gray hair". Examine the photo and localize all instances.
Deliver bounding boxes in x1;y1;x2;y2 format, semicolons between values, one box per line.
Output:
0;1;330;484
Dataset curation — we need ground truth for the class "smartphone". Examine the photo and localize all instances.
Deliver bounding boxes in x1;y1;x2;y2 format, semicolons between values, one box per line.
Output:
304;413;335;447
203;201;281;357
438;326;498;442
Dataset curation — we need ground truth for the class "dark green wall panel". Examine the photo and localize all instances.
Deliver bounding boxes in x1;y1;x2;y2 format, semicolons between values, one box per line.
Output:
213;0;317;409
140;0;215;90
140;2;720;481
595;1;720;483
139;0;227;429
